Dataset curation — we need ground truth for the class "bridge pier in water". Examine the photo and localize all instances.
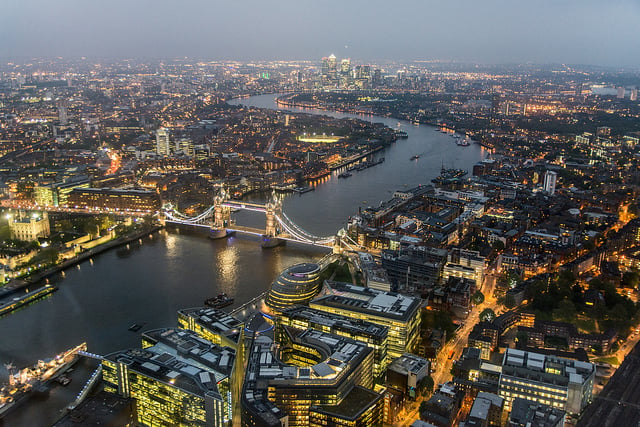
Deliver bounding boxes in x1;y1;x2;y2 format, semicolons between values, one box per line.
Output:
210;200;231;239
262;195;285;248
163;190;337;249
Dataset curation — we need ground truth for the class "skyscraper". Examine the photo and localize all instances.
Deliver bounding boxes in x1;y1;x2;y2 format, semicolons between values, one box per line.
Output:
631;89;638;101
321;54;338;84
57;99;68;125
543;170;557;195
176;138;194;157
340;58;351;75
617;86;625;99
156;127;171;156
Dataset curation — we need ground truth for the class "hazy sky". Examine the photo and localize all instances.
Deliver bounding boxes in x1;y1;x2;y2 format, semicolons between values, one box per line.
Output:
1;0;639;66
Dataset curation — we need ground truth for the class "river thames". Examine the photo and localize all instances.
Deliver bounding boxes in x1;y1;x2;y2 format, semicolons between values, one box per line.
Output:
0;93;485;424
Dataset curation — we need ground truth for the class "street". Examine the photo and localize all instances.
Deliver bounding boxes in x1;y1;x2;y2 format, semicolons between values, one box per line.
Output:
395;273;502;426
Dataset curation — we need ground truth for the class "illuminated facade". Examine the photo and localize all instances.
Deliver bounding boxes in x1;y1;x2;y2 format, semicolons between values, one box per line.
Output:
265;263;322;313
498;348;594;415
156;127;171;156
309;282;421;360
241;328;380;427
309;385;384;427
444;248;486;285
177;306;243;350
66;187;160;212
102;328;235;426
278;305;389;382
543;170;557;195
8;211;50;242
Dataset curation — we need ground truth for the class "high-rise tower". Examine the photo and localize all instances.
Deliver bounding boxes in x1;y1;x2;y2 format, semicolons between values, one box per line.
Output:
156;127;171;156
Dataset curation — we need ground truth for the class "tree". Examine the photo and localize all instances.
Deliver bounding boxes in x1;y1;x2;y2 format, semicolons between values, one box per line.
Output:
500;269;521;289
0;224;10;241
471;290;485;305
418;375;434;394
422;310;457;339
479;308;496;322
419;401;430;416
622;271;640;289
515;331;529;346
557;270;576;290
142;214;156;227
28;247;60;267
553;299;577;323
83;220;99;238
503;293;517;309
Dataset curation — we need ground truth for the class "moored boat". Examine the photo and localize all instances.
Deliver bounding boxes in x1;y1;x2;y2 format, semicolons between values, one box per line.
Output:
205;293;234;308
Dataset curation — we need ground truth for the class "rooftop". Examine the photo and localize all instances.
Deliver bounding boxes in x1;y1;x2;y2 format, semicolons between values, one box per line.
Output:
280;305;388;340
501;348;594;387
388;353;429;375
104;328;235;399
311;281;421;322
510;398;565;427
178;306;242;343
310;385;383;420
242;328;373;425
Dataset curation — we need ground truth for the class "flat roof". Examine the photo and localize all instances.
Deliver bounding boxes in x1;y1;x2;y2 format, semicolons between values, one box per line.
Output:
105;328;234;398
310;385;383;420
280;305;388;339
388;353;429;375
311;281;421;322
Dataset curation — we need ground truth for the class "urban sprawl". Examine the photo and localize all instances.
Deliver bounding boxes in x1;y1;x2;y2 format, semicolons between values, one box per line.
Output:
1;56;640;426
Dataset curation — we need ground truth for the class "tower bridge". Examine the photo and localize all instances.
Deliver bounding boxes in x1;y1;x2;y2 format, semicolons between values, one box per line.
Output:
162;190;353;252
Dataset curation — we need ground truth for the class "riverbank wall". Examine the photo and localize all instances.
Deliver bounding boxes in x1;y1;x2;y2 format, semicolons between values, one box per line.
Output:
0;226;163;317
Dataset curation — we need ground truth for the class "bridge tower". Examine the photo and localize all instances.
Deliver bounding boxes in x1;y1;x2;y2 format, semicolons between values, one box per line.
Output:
332;234;343;254
263;192;284;248
211;189;231;239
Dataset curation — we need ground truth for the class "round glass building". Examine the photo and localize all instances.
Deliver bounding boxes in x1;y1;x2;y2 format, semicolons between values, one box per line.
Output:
265;263;322;313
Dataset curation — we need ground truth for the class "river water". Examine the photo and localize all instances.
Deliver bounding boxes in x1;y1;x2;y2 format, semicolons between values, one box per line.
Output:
0;93;484;425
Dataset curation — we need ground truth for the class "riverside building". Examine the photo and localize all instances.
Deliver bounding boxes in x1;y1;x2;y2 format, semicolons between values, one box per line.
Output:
265;263;322;313
241;328;383;427
102;328;236;426
277;305;389;382
66;187;161;212
177;307;244;350
8;211;50;241
310;281;421;359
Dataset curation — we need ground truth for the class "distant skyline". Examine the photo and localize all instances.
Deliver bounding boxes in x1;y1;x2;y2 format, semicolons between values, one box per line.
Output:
1;0;640;67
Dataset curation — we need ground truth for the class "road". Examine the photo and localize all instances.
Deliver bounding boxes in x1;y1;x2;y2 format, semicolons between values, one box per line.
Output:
431;273;501;386
395;273;502;426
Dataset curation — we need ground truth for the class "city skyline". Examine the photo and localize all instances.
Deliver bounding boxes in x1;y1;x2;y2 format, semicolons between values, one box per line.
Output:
1;0;640;67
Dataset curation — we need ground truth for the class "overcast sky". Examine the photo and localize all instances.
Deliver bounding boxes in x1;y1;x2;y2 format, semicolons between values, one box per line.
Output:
1;0;639;66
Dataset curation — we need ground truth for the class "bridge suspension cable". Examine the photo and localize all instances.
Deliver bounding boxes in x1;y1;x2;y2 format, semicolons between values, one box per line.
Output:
162;201;337;246
275;212;334;245
163;205;214;223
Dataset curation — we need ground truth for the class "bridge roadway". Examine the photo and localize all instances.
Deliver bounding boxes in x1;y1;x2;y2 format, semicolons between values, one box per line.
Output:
167;220;334;248
222;200;267;212
228;225;334;248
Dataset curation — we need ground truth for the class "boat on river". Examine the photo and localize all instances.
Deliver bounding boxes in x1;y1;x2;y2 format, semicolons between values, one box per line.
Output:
205;293;234;309
0;343;86;418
